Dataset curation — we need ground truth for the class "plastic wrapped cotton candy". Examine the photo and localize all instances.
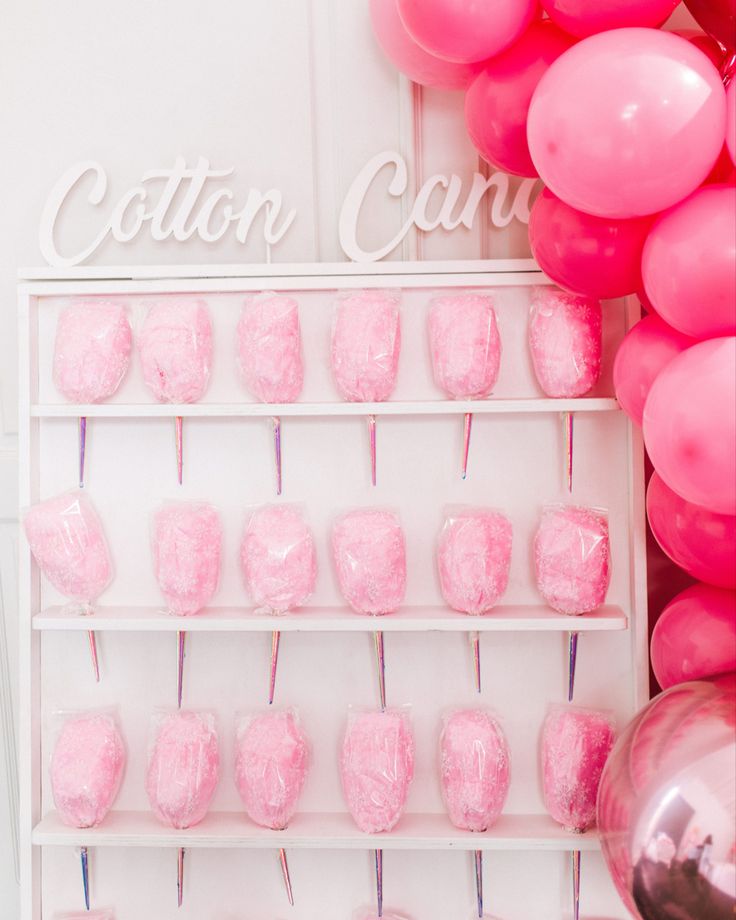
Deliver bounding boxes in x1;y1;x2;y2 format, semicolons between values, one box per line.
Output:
237;293;304;403
440;709;510;832
437;508;512;615
428;294;501;399
528;288;602;398
534;505;611;615
541;704;615;832
152;502;222;616
146;710;220;829
234;709;310;829
138;300;213;404
50;711;125;827
340;708;415;833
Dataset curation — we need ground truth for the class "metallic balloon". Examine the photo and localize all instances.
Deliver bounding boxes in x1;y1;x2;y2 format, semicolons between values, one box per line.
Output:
598;675;736;919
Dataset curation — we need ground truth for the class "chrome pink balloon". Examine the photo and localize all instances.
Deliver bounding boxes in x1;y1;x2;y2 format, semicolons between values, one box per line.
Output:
651;584;736;690
529;188;654;298
643;337;736;515
673;28;728;69
464;21;575;177
527;29;727;218
613;316;695;427
540;0;679;37
684;0;736;52
397;0;536;64
642;186;736;339
647;472;736;589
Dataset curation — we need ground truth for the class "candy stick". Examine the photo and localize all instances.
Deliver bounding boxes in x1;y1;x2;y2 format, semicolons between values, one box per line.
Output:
568;631;579;702
368;414;377;487
563;411;574;493
470;631;481;694
272;416;283;495
375;848;383;917
177;631;186;709
78;417;87;488
374;631;386;711
87;630;100;684
175;416;184;485
462;412;473;480
279;847;294;906
177;847;185;908
80;846;90;910
474;849;483;919
269;630;281;706
572;848;581;920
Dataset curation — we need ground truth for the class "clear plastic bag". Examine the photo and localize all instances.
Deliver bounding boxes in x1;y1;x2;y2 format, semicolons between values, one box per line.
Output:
528;287;602;398
138;298;213;404
50;709;125;828
234;707;310;830
332;509;406;616
145;709;220;830
23;490;113;611
428;293;501;400
240;504;317;614
534;503;611;615
437;506;512;615
440;708;511;832
151;501;222;616
331;289;401;402
541;702;615;833
236;292;304;403
339;706;414;834
52;299;132;404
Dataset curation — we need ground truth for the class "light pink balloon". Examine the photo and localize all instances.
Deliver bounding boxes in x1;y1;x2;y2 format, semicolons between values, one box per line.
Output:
613;316;695;426
369;0;482;89
727;81;736;165
647;472;736;589
397;0;537;64
651;584;736;689
541;0;679;37
529;188;653;298
643;186;736;340
643;337;736;514
464;22;574;177
527;29;726;218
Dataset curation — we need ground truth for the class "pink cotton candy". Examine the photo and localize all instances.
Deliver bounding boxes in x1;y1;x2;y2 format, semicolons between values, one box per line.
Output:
340;709;415;834
428;294;501;399
440;709;510;832
437;509;512;615
332;510;406;616
53;301;132;403
138;300;213;403
146;710;220;829
534;505;611;615
528;288;602;398
541;704;615;832
331;290;401;402
50;712;125;828
237;294;304;403
234;709;309;830
24;491;112;606
152;502;222;616
240;506;317;613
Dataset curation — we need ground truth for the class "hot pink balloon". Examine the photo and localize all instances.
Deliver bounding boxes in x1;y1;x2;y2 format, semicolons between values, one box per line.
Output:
529;188;653;299
683;0;736;52
527;29;727;218
643;337;736;515
647;472;736;589
642;185;736;339
369;0;482;89
613;316;695;426
727;82;735;165
397;0;536;64
651;584;736;689
540;0;679;37
464;21;575;177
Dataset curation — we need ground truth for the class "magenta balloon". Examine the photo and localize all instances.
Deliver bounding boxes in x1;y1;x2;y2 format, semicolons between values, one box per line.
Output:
464;22;574;177
369;0;482;89
397;0;537;64
541;0;679;38
651;584;736;689
643;337;736;515
529;188;653;298
642;185;736;339
727;82;736;166
647;472;736;588
684;0;736;51
613;316;694;426
527;29;726;218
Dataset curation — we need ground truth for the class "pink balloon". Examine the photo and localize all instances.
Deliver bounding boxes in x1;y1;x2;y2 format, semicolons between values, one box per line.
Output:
369;0;482;89
684;0;736;52
613;316;695;426
541;0;679;38
642;185;736;339
397;0;537;64
651;584;736;689
464;22;574;177
527;29;726;218
643;337;736;515
529;188;653;298
647;472;736;589
727;81;736;166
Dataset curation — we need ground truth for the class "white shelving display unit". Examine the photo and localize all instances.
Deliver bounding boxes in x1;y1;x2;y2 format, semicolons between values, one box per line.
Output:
18;260;647;920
